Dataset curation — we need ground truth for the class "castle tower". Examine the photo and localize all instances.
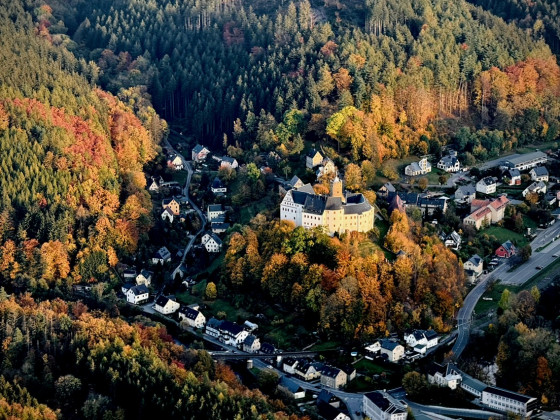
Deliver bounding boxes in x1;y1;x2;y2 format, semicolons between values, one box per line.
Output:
330;175;345;203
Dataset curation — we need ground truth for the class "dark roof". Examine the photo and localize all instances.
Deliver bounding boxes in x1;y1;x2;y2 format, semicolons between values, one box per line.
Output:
260;342;276;354
155;295;171;307
219;320;244;336
483;386;535;403
364;391;406;414
212;177;224;189
307;148;322;158
317;402;345;420
208;204;223;212
379;182;396;193
139;269;153;278
303;194;327;214
424;329;438;340
244;334;258;346
468;254;483;266
179;306;200;320
341;365;356;375
279;376;304;394
130;285;149;296
222;156;237;164
325;196;343;211
320;365;342;378
122;282;135;291
427;362;447;376
380;339;401;351
193;144;208;153
317;389;339;404
344;194;372;215
501;240;516;252
211;222;230;231
206;317;222;329
532;166;549;176
479;176;496;186
508;168;521;177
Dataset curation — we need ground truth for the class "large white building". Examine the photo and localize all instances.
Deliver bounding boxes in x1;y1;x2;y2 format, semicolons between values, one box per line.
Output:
363;391;407;420
503;151;547;171
280;178;374;236
482;387;537;417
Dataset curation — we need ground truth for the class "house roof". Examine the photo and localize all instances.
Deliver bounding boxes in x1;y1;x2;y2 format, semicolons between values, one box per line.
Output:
317;402;346;420
456;184;476;197
363;391;406;414
468;254;483;266
447;231;461;244
320;365;342;378
532;166;549;176
344;194;373;215
483;386;535;403
208;204;223;212
243;334;258;346
139;269;153;279
380;182;396;193
439;155;459;167
380;339;400;351
317;389;339;404
424;329;438;340
130;285;149;296
122;282;135;291
155;295;172;307
478;176;496;186
212;177;224;189
505;151;547;166
468;206;492;221
471;199;491;210
211;222;230;231
179;306;201;320
490;195;509;210
288;176;302;187
193;144;209;153
162;197;178;205
162;207;174;217
222;156;237;164
279;376;303;394
219;320;244;336
260;342;276;354
206;317;222;329
307;148;322;158
500;240;516;252
207;232;222;245
508;168;521;177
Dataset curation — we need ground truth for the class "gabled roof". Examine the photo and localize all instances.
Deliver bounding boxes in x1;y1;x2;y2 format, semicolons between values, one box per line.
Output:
307;148;322;158
380;182;396;193
222;156;237;164
130;285;149;296
243;334;258;346
363;391;406;414
468;206;492;221
317;402;345;420
320;365;342;378
211;177;224;189
424;329;438;340
206;317;222;329
219;320;244;336
508;168;521;177
531;166;549;176
139;269;153;278
208;204;224;212
380;339;401;351
155;295;172;307
500;240;516;252
260;342;276;354
193;144;209;153
317;389;339;404
490;195;509;210
288;176;302;188
456;184;476;196
162;197;178;205
468;254;483;266
505;151;546;166
478;176;496;186
179;306;201;320
279;376;304;394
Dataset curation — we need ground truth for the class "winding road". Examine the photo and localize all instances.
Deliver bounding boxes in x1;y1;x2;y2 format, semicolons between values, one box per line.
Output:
164;131;207;264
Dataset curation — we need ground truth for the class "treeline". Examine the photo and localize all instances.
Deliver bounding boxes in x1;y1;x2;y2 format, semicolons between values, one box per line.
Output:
484;285;560;405
222;213;464;341
44;0;560;165
0;1;167;291
0;294;302;419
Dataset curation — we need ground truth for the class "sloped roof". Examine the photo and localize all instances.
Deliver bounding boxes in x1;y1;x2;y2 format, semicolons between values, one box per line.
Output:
130;285;149;296
279;376;304;394
179;306;201;320
193;144;209;153
468;254;483;266
490;195;509;209
532;166;549;176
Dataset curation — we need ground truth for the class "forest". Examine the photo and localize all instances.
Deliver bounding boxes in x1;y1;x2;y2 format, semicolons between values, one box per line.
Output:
223;211;464;341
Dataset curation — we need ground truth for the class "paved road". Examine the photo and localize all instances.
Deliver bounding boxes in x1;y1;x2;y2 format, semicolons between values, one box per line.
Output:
165;131;207;265
501;222;560;285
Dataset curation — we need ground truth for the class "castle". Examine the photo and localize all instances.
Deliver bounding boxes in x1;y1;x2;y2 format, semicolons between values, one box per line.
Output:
280;177;374;236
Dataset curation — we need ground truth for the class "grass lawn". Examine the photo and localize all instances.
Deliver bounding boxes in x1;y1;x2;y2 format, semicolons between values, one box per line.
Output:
239;196;274;225
515;140;558;154
172;170;189;186
482;226;528;247
523;215;538;231
310;340;340;351
354;359;389;375
425;168;446;185
346;376;377;392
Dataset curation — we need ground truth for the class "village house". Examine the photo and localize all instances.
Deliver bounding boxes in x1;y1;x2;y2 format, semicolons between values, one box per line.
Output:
443;231;462;250
388;192;448;216
320;365;347;389
154;295;180;315
463;195;509;229
278;376;306;400
161;207;175;223
124;284;149;305
207;204;225;221
192;144;210;162
306;149;323;169
260;342;276;355
220;156;238;169
530;166;549;182
379;339;405;362
496;240;517;258
482;387;538;417
218;320;248;346
363;391;407;420
280;178;374;236
476;177;497;195
242;335;261;353
464;254;483;283
317;402;350;420
503;151;547;171
404;330;439;349
318;389;341;408
211;177;227;194
427;363;462;389
522;180;547;197
211;222;230;234
167;154;184;170
545;193;557;207
162;197;180;215
454;184;476;203
294;360;323;381
151;246;172;265
283;358;299;375
505;169;521;185
316;158;337;179
205;317;222;338
178;306;206;328
135;269;153;287
202;232;222;253
148;176;164;192
437;151;461;172
122;268;137;281
405;157;431;176
378;182;396;199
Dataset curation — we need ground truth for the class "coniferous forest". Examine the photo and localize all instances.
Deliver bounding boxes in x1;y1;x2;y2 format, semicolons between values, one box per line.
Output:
1;0;560;415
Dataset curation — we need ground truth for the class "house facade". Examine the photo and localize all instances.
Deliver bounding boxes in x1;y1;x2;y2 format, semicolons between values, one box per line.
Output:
151;246;172;265
178;306;206;328
280;179;374;236
522;180;547;197
530;166;549;182
202;232;222;253
192;144;210;162
220;156;238;169
506;169;521;185
476;177;497;194
464;254;483;280
427;363;462;389
405;157;431;176
242;335;261;353
380;339;404;362
437;154;461;172
218;320;248;346
162;197;180;215
294;361;322;381
496;240;516;258
454;185;476;203
363;391;407;420
136;269;153;287
167;154;184;170
207;204;225;221
306;149;323;169
320;365;347;389
211;177;227;194
154;296;180;315
126;285;149;305
463;196;509;229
